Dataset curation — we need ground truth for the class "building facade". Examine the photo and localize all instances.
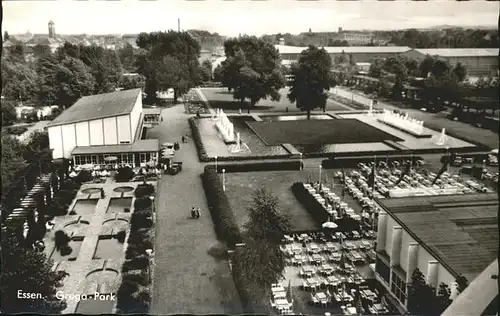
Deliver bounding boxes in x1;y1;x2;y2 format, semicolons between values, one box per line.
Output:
47;89;160;167
401;48;499;77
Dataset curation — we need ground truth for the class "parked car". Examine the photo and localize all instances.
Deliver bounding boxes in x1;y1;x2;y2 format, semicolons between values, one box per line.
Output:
486;155;498;166
451;156;463;167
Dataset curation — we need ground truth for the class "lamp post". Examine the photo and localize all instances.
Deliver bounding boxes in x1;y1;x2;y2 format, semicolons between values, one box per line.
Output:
299;153;303;170
319;165;322;185
222;169;226;191
215;156;218;172
146;248;153;283
149;196;155;213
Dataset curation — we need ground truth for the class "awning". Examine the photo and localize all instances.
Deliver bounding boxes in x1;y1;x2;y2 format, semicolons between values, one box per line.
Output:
71;139;160;155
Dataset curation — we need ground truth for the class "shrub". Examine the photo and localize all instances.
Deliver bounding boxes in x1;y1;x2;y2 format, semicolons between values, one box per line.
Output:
116;230;127;243
321;155;424;169
127;231;153;249
74;170;93;184
122;272;149;286
189;118;209;162
133;197;152;211
134;183;155;198
130;213;153;230
122;256;149;272
62;179;81;191
56;189;77;205
8;126;29;135
47;201;68;217
54;230;70;250
60;245;72;256
292;182;331;224
115;167;135;182
117;277;139;301
201;166;241;246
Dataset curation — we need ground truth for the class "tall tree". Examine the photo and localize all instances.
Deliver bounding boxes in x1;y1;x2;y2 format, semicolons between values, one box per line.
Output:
407;268;437;316
1;100;18;126
288;45;334;119
200;59;213;81
118;42;136;72
136;31;202;101
452;63;467;82
221;36;285;113
213;64;224;82
0;227;68;313
232;188;291;304
1;59;38;102
435;282;452;314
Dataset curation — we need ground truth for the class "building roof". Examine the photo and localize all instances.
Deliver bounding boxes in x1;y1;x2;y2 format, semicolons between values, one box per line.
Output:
415;48;499;58
71;139;159;155
47;89;142;127
274;45;412;55
378;193;499;281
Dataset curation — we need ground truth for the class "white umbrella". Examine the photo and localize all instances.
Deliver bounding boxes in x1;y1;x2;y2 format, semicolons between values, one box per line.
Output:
81;164;94;170
490;149;498;155
322;222;338;229
104;156;118;162
69;171;78;178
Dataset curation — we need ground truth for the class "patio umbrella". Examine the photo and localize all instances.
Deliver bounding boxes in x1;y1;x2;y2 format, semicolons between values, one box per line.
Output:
81;164;94;170
104;156;118;162
322;222;338;229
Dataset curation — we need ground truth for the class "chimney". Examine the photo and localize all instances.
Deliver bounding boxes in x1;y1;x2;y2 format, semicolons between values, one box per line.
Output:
376;211;388;252
406;243;419;284
427;261;439;289
178;18;180;32
278;38;285;45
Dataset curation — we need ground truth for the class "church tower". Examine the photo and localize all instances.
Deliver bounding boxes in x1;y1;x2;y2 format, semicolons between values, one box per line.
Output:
48;21;55;38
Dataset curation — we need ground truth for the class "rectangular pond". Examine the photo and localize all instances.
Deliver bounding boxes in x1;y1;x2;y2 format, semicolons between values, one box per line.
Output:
106;197;132;213
258;114;334;122
71;199;98;215
50;240;83;262
93;237;124;260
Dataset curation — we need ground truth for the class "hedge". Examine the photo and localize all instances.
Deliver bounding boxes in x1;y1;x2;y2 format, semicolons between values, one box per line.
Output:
201;166;241;246
321;155;424;169
135;183;155;198
115;167;135;182
134;197;152;210
211;160;302;173
291;182;329;224
189;117;209;162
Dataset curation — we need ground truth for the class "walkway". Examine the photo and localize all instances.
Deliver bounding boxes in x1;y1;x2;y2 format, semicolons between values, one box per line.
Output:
149;104;242;314
332;87;499;149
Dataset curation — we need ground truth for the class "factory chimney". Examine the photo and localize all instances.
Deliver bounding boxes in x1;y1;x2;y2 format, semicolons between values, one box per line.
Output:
178;18;180;32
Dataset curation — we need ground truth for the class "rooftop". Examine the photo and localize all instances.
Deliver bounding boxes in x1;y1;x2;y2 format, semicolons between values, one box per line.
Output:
71;139;159;155
378;193;499;281
274;45;412;55
47;89;142;127
414;48;499;57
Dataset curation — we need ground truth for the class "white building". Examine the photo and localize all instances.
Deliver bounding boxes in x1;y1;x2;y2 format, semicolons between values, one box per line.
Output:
47;89;160;166
374;193;498;313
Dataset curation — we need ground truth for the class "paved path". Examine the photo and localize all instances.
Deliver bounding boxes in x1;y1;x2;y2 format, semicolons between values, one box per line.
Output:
333;87;499;149
150;105;242;314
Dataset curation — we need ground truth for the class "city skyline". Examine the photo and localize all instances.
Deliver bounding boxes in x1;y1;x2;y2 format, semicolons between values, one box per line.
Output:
3;1;499;37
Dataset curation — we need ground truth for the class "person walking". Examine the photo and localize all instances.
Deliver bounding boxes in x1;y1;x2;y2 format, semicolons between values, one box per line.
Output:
191;207;196;219
195;207;201;218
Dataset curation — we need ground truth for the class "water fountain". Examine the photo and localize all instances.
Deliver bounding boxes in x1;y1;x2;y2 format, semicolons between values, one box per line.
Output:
215;109;236;143
381;109;425;135
229;132;251;153
434;128;448;145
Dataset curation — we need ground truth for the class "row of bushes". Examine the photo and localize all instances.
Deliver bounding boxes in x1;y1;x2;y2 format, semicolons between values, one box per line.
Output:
291;182;329;225
116;184;156;313
321;155;424;169
210;160;302;173
189;118;209;162
202;166;242;246
115;167;135;182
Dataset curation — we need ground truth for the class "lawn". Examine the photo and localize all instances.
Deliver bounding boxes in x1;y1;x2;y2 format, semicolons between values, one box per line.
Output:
199;88;351;113
220;169;363;232
246;119;403;146
93;238;125;260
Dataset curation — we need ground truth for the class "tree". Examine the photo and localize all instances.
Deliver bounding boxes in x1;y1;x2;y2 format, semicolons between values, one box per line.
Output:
118;42;136;72
0;227;68;313
418;55;435;77
232;188;291;303
334;50;348;64
4;30;10;40
78;45;123;94
1;134;27;201
368;59;384;78
407;268;437;316
455;274;468;293
213;64;224;82
221;36;285;113
435;282;452;314
7;44;25;62
452;63;467;82
432;59;451;78
118;74;146;90
33;44;52;58
136;31;202;101
288;45;334;119
1;59;38;102
36;55;95;107
154;55;184;93
1;100;18;126
200;60;213;82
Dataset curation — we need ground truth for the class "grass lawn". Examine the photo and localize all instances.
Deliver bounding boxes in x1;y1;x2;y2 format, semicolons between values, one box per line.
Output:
93;238;125;260
200;88;350;113
246;119;403;145
220;169;363;232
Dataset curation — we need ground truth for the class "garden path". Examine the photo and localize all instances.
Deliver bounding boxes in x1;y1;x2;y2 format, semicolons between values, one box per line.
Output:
150;104;242;314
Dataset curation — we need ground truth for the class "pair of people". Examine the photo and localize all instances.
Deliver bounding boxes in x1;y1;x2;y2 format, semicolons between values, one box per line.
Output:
191;207;201;219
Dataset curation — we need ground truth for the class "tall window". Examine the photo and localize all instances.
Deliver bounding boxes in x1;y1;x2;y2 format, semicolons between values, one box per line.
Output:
91;155;98;165
375;257;390;284
74;156;81;165
391;271;407;305
121;154;133;164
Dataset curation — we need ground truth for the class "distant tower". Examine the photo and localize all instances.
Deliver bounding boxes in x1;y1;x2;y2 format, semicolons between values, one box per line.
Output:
48;21;55;38
338;27;343;33
309;28;312;33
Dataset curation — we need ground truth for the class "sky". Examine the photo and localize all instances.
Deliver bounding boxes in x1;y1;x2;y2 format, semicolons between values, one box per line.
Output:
3;0;499;36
